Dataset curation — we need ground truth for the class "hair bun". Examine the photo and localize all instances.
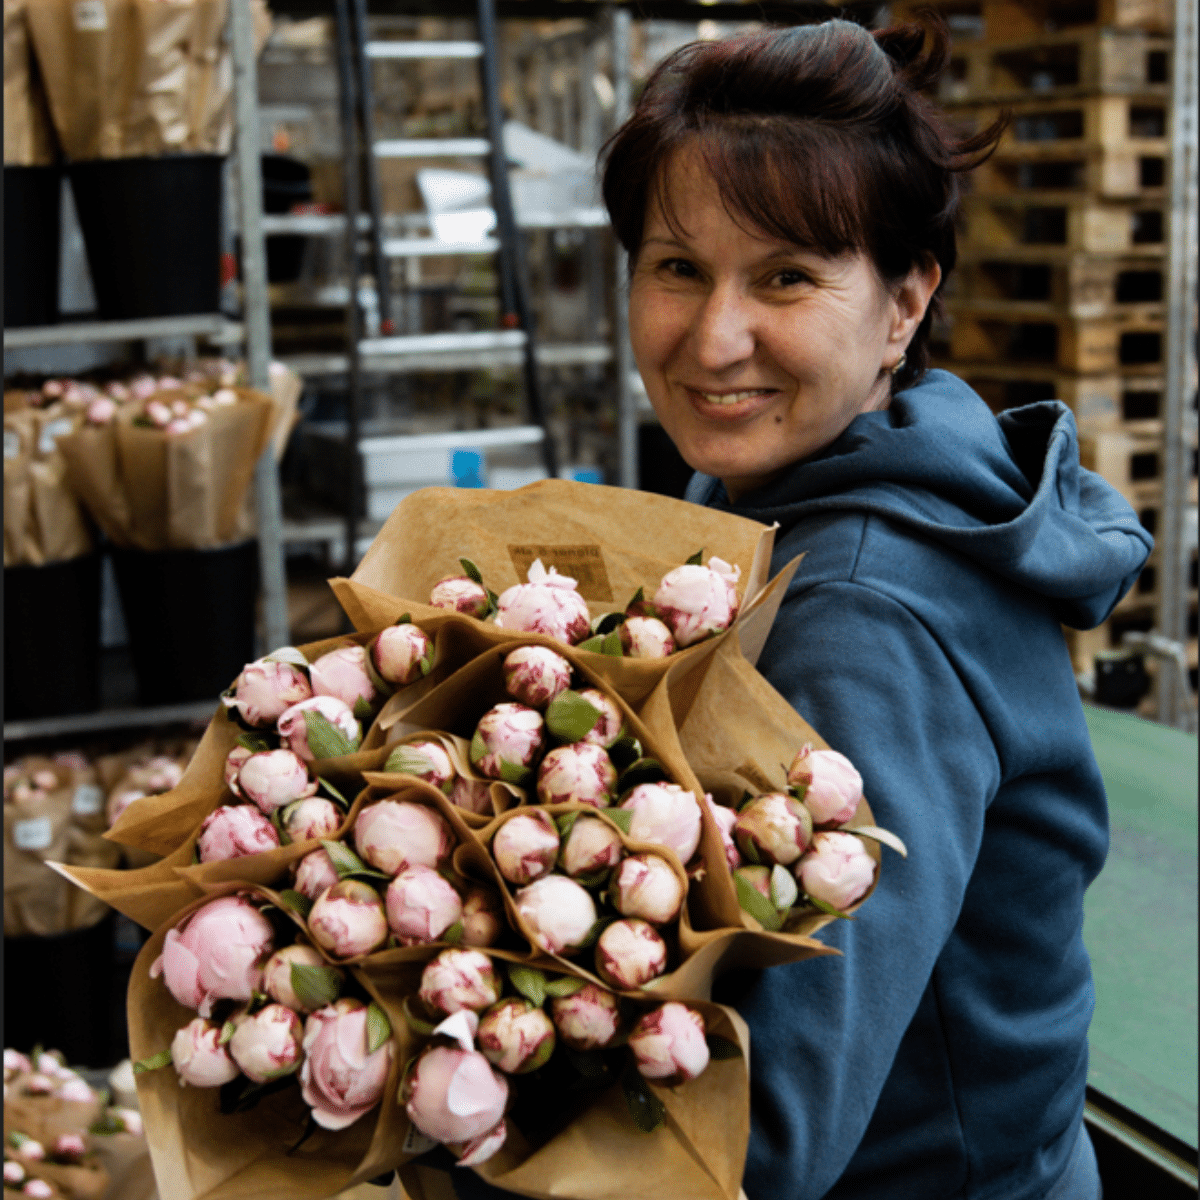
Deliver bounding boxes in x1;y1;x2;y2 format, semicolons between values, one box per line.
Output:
874;18;951;92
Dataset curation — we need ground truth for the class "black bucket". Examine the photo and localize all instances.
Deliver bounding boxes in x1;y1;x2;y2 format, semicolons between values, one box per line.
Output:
3;553;102;720
66;154;224;320
3;164;62;328
111;540;259;705
262;153;313;284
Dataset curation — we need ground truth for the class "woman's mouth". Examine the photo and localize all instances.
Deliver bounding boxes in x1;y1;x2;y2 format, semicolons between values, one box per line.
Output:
685;387;777;411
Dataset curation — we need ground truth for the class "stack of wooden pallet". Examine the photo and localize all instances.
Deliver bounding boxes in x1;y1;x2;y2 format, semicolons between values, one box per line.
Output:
896;0;1197;691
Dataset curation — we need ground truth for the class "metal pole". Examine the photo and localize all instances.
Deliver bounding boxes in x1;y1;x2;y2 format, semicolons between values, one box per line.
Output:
231;0;289;652
1155;0;1198;727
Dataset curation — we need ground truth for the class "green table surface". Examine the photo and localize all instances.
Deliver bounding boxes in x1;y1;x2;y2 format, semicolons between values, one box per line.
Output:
1082;703;1198;1149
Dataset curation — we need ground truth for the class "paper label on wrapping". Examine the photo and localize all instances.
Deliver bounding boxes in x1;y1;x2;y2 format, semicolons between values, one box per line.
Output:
38;418;73;454
73;0;108;30
13;817;53;850
4;431;19;459
72;785;104;816
402;1125;438;1155
507;544;614;602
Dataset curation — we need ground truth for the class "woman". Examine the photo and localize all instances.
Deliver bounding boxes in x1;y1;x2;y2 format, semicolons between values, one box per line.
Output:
455;17;1150;1200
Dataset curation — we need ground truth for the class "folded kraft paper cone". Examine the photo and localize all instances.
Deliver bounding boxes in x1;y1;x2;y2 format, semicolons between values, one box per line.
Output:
3;0;57;165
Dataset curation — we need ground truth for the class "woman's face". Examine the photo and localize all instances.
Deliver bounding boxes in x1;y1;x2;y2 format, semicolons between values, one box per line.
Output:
628;148;937;500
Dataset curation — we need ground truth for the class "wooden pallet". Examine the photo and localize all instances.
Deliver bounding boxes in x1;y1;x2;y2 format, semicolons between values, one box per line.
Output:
959;194;1166;254
892;0;1172;38
970;145;1167;201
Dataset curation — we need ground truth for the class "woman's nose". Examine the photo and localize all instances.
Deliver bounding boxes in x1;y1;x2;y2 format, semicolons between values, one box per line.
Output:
687;283;756;372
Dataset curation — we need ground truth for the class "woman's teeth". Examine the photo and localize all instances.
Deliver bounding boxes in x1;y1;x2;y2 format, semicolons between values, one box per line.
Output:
697;390;768;405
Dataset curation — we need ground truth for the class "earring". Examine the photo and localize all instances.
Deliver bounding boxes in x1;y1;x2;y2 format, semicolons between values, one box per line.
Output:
889;353;907;377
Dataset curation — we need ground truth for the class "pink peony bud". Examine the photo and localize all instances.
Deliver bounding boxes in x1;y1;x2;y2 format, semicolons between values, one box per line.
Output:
734;864;771;901
51;1133;85;1162
293;848;341;900
237;749;317;815
263;943;344;1013
3;1162;24;1185
150;894;274;1017
353;799;455;876
610;853;684;925
146;399;172;427
560;814;625;878
170;1017;240;1087
385;865;463;946
228;658;312;727
537;743;617;808
405;1045;508;1145
9;1135;43;1161
628;1003;709;1086
477;998;556;1074
224;745;252;795
384;740;455;791
372;624;434;686
595;918;668;989
549;983;620;1051
109;1108;142;1137
456;1119;508;1167
461;886;504;948
491;810;560;886
277;695;360;763
196;803;280;863
734;793;813;867
52;1079;93;1103
705;796;742;871
786;745;863;828
4;1049;31;1078
448;775;492;816
619;616;676;658
513;875;596;955
620;783;702;865
795;831;876;910
471;703;545;779
308;880;390;958
576;689;623;748
309;645;379;712
502;646;573;708
85;398;116;428
652;558;740;648
494;559;591;645
22;1181;53;1198
429;576;490;617
419;948;501;1017
229;1003;304;1083
281;796;342;843
301;999;394;1130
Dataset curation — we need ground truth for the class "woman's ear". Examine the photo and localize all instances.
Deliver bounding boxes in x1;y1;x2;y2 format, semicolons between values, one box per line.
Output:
885;257;942;365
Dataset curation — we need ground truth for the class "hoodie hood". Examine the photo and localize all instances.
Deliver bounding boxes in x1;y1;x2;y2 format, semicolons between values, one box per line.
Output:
687;370;1152;629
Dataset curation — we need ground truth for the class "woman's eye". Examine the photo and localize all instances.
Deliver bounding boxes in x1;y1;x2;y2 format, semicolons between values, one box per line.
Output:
660;258;698;279
774;269;811;287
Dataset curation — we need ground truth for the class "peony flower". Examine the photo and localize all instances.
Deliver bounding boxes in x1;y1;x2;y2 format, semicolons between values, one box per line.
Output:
734;865;771;902
150;894;274;1017
237;749;317;815
170;1017;240;1087
229;1003;304;1083
491;810;559;886
610;853;684;925
559;815;624;878
652;558;740;648
537;743;617;808
301;999;393;1130
429;576;490;617
277;695;360;763
86;396;117;424
385;865;463;946
404;1044;508;1145
549;983;621;1051
227;658;312;727
575;688;623;748
22;1181;53;1199
372;624;434;686
8;1134;43;1161
353;799;455;877
309;645;379;712
53;1078;93;1103
493;559;591;645
705;796;742;871
293;848;340;900
456;1119;508;1167
106;786;146;827
477;998;556;1074
786;744;863;828
419;948;501;1017
262;943;344;1013
628;1003;709;1086
795;831;876;910
513;875;596;955
619;616;676;658
448;775;492;816
281;796;342;843
196;804;280;863
308;880;390;958
471;703;545;780
384;740;455;791
734;793;813;867
224;745;252;796
594;918;668;989
461;886;504;948
502;645;573;708
3;1162;24;1185
108;1108;142;1136
51;1133;85;1161
4;1050;31;1079
620;783;702;864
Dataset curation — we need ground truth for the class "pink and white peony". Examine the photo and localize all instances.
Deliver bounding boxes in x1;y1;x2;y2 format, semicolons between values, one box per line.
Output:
372;624;434;686
419;949;501;1017
493;559;591;645
353;799;455;876
502;645;573;708
513;875;596;955
619;616;676;658
620;783;702;864
795;831;877;910
308;881;390;958
652;558;740;648
576;688;623;748
628;1003;709;1085
610;853;684;925
301;999;394;1130
293;848;341;900
385;865;463;946
559;815;625;878
196;804;280;863
448;775;492;816
277;695;360;763
549;983;621;1051
224;745;252;795
309;645;379;712
429;576;490;617
536;743;617;808
491;810;559;886
734;793;813;867
471;703;545;779
237;749;317;815
786;745;863;828
461;886;504;948
404;1044;508;1145
477;999;556;1074
705;796;742;871
594;918;668;989
263;944;344;1013
227;658;312;727
384;740;455;791
170;1018;240;1087
280;796;342;843
229;1003;304;1083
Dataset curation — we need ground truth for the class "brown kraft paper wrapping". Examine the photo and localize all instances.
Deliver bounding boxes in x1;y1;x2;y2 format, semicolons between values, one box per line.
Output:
4;0;57;164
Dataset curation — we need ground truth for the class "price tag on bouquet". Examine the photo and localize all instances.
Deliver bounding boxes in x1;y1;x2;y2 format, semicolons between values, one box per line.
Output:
72;785;105;816
13;817;53;851
38;418;75;455
4;430;20;459
72;0;108;31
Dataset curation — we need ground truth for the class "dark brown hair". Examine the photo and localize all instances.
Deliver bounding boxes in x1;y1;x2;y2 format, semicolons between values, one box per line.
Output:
600;18;1005;391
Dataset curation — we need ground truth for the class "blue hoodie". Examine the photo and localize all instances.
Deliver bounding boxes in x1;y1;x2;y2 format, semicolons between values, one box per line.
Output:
686;370;1151;1199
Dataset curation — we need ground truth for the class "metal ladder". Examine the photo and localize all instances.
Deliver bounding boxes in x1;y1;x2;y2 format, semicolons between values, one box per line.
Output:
332;0;557;569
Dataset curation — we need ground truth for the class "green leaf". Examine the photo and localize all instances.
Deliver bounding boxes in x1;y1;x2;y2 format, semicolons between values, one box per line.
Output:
734;872;782;931
600;629;625;657
277;889;314;919
617;758;668;791
685;550;704;566
366;1002;392;1053
625;587;644;611
572;868;614;890
236;732;273;754
321;839;370;878
578;914;617;948
386;745;434;776
575;634;607;654
851;825;908;857
738;791;756;812
395;614;412;625
132;1049;173;1075
304;710;359;760
545;690;602;743
353;696;373;722
605;808;634;835
789;781;809;803
506;964;548;1007
441;921;464;945
544;974;588;998
742;839;762;866
469;730;487;766
401;995;437;1037
607;736;642;774
592;611;626;637
497;758;534;787
459;558;484;586
266;646;311;668
486;589;500;616
316;777;350;810
219;1021;236;1046
705;1034;743;1061
270;805;291;847
621;1062;666;1132
805;895;855;921
291;962;342;1010
555;811;581;839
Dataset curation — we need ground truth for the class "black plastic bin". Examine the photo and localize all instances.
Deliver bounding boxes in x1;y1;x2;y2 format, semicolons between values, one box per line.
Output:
261;153;312;284
111;540;259;705
3;164;62;327
66;153;224;320
3;553;102;720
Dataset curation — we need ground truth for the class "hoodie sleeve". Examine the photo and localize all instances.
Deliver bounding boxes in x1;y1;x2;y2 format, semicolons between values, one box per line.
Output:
724;577;1001;1200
